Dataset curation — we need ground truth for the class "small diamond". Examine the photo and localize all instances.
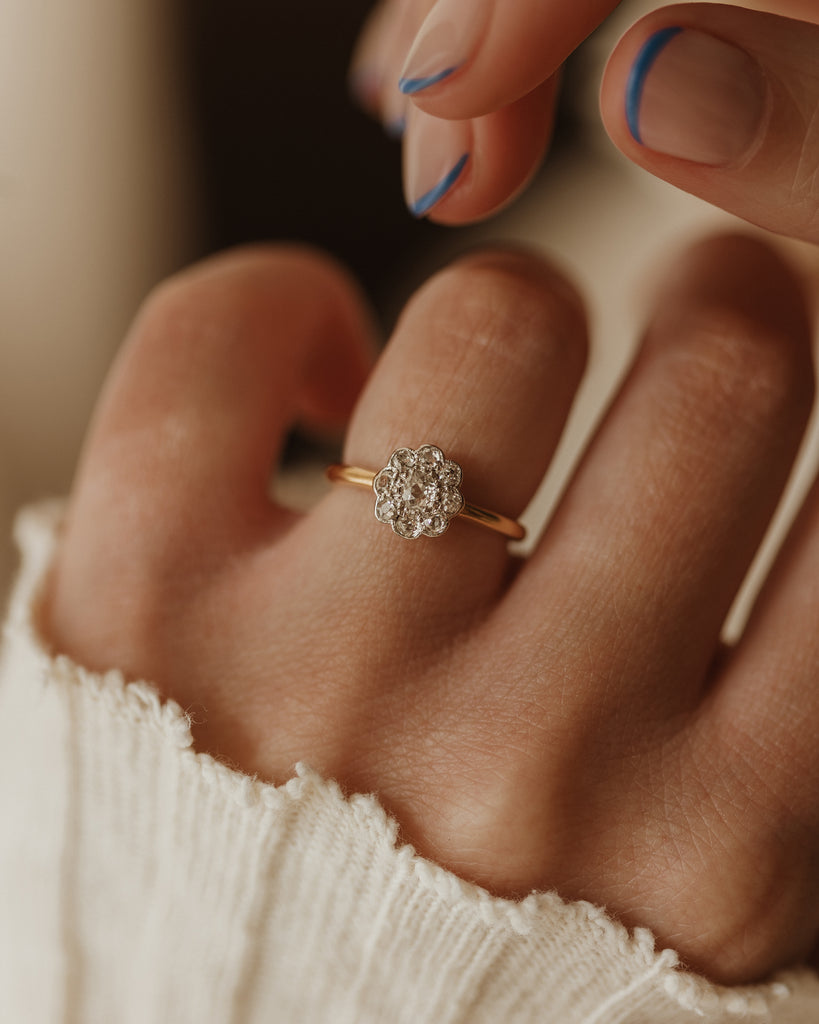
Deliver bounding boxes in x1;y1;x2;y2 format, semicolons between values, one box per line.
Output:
394;510;424;539
372;445;465;539
375;498;397;523
390;448;416;471
417;444;444;464
374;468;394;496
440;461;462;487
441;489;465;516
425;515;448;537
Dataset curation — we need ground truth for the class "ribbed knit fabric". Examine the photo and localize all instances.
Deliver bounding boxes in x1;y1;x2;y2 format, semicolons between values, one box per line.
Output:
2;504;818;1023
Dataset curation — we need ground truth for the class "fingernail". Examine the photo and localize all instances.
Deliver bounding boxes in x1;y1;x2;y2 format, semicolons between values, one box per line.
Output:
626;27;768;166
404;114;471;218
399;0;491;96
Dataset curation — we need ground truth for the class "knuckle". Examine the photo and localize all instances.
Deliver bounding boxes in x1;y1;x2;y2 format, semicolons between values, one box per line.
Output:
662;739;819;982
137;274;198;339
426;256;588;376
675;838;815;983
134;243;344;357
134;269;232;363
654;303;813;435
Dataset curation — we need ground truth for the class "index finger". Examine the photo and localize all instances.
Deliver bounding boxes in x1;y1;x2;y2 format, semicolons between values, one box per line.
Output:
397;0;619;118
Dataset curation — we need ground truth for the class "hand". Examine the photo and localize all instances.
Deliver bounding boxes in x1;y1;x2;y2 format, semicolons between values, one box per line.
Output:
349;0;619;223
601;2;819;244
352;1;819;237
46;236;819;984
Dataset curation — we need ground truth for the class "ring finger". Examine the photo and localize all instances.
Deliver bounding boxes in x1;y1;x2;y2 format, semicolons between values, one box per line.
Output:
300;247;588;657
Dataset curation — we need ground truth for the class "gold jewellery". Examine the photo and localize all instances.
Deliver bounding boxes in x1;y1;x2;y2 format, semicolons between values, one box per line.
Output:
327;444;525;541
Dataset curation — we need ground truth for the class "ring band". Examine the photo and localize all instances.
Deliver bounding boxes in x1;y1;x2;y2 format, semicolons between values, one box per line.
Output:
327;444;525;541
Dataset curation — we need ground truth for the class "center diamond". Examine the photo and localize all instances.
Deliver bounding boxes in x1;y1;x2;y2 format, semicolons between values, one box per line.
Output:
401;465;439;507
372;445;465;539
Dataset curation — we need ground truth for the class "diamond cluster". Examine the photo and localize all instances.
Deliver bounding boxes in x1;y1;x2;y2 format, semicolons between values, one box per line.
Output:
373;445;465;539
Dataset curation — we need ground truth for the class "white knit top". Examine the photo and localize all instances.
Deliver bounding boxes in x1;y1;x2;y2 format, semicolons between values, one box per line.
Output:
1;503;818;1023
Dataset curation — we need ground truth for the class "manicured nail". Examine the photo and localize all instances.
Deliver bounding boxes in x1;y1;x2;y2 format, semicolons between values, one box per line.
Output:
626;27;768;166
404;114;471;218
399;0;491;96
400;66;458;96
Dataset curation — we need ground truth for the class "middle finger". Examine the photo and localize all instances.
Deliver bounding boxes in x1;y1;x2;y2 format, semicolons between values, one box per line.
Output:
302;247;588;657
504;234;814;722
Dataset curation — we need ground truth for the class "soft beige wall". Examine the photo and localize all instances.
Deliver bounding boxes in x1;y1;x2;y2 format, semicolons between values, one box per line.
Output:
0;0;198;594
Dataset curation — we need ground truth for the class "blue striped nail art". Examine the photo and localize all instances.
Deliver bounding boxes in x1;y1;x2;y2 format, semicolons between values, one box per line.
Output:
399;66;458;96
625;27;683;143
409;153;469;218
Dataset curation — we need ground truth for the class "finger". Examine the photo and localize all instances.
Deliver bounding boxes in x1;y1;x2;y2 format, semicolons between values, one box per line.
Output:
308;248;587;639
396;0;616;120
348;0;396;118
70;246;376;541
350;0;432;137
708;464;819;827
379;0;430;137
403;77;558;222
601;4;819;243
505;235;813;717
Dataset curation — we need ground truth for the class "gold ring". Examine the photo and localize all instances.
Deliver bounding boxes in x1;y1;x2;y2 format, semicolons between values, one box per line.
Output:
327;444;525;541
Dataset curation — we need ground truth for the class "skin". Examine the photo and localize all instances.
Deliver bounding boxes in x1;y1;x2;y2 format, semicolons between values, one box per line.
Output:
601;4;819;243
351;1;819;228
46;234;819;984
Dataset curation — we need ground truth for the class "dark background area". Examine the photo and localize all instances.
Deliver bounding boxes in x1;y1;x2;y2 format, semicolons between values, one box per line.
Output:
184;0;581;316
186;0;443;311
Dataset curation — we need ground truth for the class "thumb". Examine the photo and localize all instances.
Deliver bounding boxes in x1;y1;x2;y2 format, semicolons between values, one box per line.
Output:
600;4;819;244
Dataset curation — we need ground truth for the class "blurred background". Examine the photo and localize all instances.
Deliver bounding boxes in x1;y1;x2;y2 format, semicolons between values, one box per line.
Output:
3;0;805;617
0;0;436;591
